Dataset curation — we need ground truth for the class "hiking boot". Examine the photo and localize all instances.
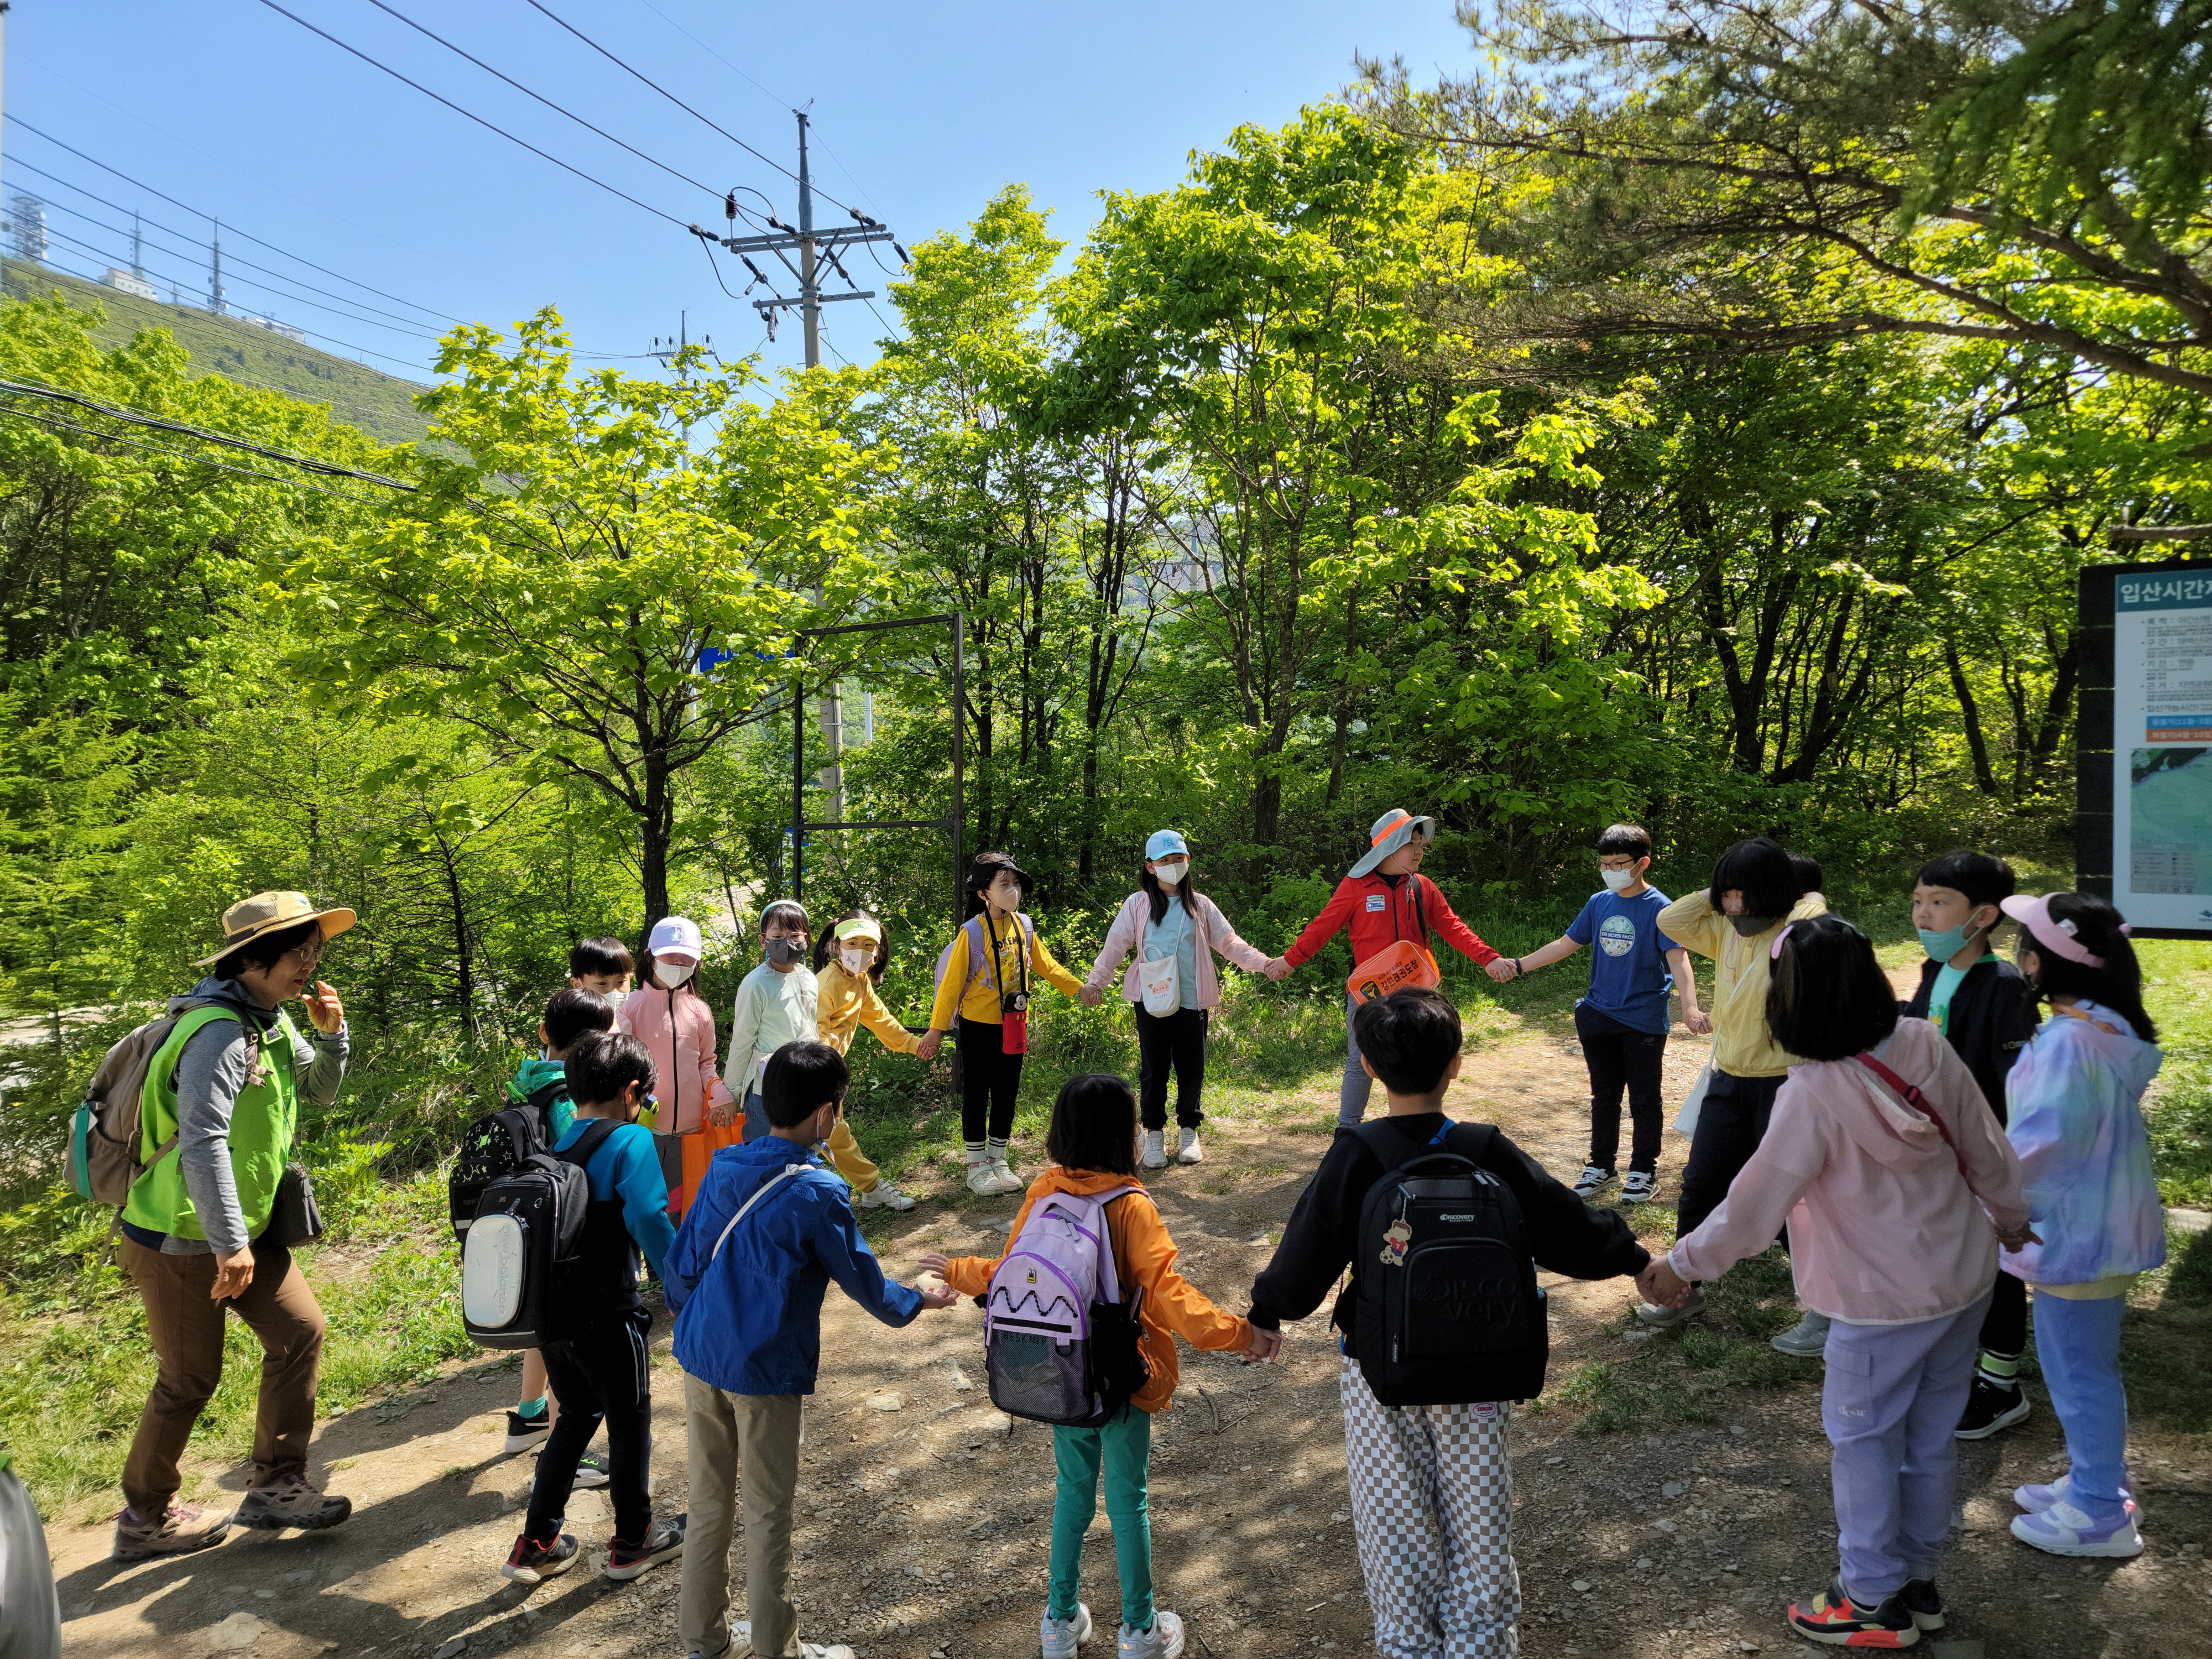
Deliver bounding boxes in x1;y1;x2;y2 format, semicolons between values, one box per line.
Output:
111;1499;231;1561
1953;1376;2030;1440
1619;1170;1657;1204
859;1180;917;1211
2014;1472;2141;1519
604;1512;686;1580
1042;1601;1094;1657
1177;1128;1203;1165
1118;1611;1185;1659
504;1401;552;1452
1141;1130;1167;1170
234;1471;352;1531
2009;1499;2143;1558
1572;1164;1615;1199
500;1528;578;1584
1899;1578;1944;1632
1635;1286;1705;1328
1786;1575;1919;1646
1771;1308;1833;1357
729;1620;855;1659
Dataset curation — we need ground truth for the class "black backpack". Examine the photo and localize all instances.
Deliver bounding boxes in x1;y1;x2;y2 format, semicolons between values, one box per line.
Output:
448;1078;568;1239
460;1117;619;1349
1350;1119;1550;1407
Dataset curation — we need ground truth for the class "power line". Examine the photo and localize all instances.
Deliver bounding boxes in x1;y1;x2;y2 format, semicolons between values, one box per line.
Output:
6;114;462;324
629;0;790;110
0;404;394;505
519;0;857;216
360;0;723;202
250;0;692;228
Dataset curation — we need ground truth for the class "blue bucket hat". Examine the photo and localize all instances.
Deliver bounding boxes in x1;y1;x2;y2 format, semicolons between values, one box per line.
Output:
1145;829;1190;860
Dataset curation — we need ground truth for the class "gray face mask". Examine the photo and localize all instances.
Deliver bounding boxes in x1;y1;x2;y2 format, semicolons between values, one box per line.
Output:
1729;914;1776;938
764;937;807;967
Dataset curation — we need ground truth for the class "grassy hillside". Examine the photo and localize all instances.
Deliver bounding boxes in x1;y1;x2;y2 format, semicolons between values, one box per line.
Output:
2;258;435;446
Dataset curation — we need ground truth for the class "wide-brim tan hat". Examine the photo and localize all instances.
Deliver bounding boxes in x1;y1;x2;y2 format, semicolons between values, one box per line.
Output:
194;890;358;966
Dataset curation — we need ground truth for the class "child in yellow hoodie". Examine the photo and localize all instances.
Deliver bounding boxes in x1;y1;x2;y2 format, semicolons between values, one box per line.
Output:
922;1073;1275;1659
810;910;924;1212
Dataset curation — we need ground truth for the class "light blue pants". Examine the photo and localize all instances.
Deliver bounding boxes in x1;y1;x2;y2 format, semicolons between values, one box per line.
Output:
2032;1289;2131;1523
1340;995;1374;1128
1048;1406;1155;1632
1822;1293;1986;1604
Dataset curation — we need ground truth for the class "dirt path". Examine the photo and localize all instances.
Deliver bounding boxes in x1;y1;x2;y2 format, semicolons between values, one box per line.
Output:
43;1016;2212;1659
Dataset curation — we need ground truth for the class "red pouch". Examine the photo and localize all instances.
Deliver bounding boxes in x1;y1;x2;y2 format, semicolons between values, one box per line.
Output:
1001;1008;1030;1055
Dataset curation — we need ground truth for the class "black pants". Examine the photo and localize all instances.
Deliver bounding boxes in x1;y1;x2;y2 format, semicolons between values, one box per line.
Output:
957;1015;1024;1144
1677;1070;1787;1244
1135;1006;1209;1130
527;1305;653;1543
1576;1002;1666;1173
1982;1268;2028;1356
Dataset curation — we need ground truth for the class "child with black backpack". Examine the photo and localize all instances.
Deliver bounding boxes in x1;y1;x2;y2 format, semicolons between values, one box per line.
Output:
1248;988;1648;1659
921;1074;1274;1659
500;1031;686;1588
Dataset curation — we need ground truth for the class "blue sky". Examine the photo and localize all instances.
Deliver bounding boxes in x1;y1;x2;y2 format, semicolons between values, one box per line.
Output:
3;0;1475;387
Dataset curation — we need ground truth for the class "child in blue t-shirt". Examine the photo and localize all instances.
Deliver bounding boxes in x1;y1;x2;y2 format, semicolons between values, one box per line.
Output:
1500;825;1708;1202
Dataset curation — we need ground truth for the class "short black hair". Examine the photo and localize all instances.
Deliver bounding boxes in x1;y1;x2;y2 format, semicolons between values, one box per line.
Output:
1765;916;1897;1061
213;919;321;982
1914;850;2016;910
1045;1074;1140;1176
542;987;615;1054
569;936;633;979
759;899;810;937
1708;837;1803;922
761;1040;847;1129
566;1030;657;1109
2023;892;2159;1044
1352;987;1463;1100
1597;823;1651;859
1790;852;1824;895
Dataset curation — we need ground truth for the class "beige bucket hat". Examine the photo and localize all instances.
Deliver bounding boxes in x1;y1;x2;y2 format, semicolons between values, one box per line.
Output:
194;890;358;967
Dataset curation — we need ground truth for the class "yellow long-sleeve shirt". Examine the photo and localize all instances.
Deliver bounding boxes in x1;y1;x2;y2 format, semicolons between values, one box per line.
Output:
927;912;1083;1030
1655;888;1829;1077
815;961;922;1057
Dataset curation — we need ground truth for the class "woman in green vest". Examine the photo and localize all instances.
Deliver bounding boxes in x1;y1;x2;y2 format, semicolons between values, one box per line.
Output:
113;891;357;1562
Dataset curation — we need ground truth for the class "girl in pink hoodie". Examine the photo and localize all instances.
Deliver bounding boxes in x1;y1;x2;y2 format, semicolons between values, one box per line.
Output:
1641;915;2033;1649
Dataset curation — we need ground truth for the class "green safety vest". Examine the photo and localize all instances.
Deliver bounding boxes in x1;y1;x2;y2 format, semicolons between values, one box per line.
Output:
122;1004;301;1244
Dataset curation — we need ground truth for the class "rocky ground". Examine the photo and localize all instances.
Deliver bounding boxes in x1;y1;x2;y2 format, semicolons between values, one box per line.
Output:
41;1005;2212;1659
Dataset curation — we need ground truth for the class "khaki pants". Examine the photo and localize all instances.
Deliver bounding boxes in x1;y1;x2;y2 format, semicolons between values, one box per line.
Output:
119;1235;325;1518
679;1373;803;1658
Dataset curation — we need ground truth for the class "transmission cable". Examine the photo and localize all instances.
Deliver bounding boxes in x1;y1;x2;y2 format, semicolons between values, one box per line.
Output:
251;0;692;228
7;114;462;324
359;0;723;202
0;404;394;505
518;0;856;215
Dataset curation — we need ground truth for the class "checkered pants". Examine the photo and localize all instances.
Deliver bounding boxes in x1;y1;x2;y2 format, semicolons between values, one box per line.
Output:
1340;1354;1520;1659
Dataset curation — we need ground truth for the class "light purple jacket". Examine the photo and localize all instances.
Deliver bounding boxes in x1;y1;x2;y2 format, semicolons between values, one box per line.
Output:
1084;891;1270;1010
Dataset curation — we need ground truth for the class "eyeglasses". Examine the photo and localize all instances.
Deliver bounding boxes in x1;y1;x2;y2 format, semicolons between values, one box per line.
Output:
280;941;324;969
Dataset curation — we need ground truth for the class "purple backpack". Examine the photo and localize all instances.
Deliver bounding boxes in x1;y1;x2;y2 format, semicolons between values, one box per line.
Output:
984;1186;1151;1426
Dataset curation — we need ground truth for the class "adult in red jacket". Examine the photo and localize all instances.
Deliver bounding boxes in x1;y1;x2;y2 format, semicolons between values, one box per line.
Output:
1266;808;1515;1125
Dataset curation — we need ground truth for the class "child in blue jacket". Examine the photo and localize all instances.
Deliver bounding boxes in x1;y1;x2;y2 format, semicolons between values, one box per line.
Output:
666;1040;958;1659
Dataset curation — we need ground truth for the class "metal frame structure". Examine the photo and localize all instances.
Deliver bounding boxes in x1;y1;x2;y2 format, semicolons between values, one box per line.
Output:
791;612;965;937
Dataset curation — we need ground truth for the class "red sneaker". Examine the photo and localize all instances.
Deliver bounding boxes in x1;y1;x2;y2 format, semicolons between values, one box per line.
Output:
1786;1576;1920;1647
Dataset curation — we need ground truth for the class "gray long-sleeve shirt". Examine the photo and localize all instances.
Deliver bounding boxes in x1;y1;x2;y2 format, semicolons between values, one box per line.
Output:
156;977;348;1256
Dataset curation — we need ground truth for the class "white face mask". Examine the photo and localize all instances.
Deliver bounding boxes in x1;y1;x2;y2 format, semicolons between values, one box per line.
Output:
839;947;873;974
651;958;695;988
1600;866;1636;893
1153;860;1189;888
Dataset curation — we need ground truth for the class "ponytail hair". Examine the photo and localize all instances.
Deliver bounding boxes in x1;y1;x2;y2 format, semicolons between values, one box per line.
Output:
2026;892;2158;1042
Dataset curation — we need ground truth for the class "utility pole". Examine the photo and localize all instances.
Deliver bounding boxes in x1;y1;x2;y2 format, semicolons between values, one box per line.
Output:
688;112;909;837
210;220;226;315
132;211;145;279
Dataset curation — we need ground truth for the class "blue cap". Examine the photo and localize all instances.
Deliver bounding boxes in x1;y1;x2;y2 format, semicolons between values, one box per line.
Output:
1145;829;1190;860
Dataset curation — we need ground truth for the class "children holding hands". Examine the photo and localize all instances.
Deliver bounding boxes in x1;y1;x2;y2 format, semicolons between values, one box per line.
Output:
809;910;924;1210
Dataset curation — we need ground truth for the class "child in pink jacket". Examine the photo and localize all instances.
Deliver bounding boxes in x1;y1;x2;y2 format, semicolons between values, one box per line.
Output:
615;915;734;1218
1641;915;2033;1649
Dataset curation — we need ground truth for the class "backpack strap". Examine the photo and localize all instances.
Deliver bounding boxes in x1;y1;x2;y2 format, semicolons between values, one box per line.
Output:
140;1001;269;1174
1412;877;1431;952
1854;1054;1970;1182
554;1117;623;1173
708;1162;815;1265
1354;1116;1488;1172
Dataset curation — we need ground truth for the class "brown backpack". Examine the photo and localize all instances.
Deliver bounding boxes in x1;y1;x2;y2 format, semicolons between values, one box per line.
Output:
69;1001;263;1207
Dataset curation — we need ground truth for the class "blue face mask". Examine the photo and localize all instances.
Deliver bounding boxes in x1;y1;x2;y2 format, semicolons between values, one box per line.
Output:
1918;917;1989;962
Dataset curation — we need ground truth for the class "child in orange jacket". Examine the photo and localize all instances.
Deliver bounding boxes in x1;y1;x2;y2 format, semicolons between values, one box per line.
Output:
921;1074;1275;1659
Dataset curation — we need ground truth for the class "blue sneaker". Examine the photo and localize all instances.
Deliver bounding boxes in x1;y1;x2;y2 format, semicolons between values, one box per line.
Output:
2010;1499;2143;1558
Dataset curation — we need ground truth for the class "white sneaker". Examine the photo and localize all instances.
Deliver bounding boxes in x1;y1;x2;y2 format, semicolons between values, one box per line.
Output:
1041;1601;1093;1657
1635;1286;1705;1327
724;1620;855;1659
1619;1170;1657;1204
1770;1308;1832;1356
858;1180;916;1211
967;1161;1002;1196
1177;1128;1203;1164
2008;1499;2145;1558
1118;1611;1185;1659
1572;1164;1615;1199
986;1156;1025;1195
1141;1130;1167;1169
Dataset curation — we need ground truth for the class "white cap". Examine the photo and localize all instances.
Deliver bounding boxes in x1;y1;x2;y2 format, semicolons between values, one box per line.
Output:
647;915;703;959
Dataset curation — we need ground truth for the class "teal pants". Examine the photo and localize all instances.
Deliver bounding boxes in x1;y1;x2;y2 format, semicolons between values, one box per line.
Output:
1048;1406;1154;1631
